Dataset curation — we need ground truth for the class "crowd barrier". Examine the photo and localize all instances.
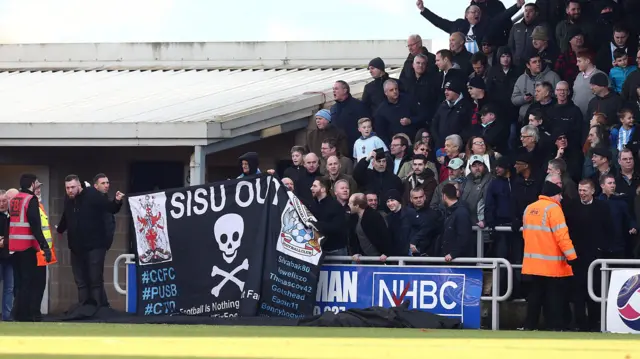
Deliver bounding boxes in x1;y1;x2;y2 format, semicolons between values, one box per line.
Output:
113;253;513;330
472;225;520;258
588;258;640;333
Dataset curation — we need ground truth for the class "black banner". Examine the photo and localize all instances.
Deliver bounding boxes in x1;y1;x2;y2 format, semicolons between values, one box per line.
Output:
127;174;324;318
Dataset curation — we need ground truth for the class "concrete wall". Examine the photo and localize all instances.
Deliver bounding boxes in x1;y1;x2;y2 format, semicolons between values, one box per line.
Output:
0;40;428;69
0;132;296;313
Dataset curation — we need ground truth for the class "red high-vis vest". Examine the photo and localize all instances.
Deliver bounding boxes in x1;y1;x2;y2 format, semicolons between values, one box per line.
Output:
8;192;40;252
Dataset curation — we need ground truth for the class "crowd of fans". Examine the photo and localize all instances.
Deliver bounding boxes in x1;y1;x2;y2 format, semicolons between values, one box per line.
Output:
235;0;640;331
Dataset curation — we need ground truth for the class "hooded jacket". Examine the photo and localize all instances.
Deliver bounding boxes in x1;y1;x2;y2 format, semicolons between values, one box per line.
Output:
486;46;519;120
237;152;261;178
512;66;562;120
432;94;474;149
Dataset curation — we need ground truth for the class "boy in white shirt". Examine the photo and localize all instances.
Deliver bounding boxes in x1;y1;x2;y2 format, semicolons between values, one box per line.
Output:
353;118;388;162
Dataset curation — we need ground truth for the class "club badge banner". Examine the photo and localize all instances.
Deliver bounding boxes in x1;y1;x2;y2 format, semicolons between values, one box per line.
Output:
127;174;324;318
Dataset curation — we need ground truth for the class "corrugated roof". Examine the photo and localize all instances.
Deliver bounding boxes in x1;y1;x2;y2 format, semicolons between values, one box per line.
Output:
0;67;399;124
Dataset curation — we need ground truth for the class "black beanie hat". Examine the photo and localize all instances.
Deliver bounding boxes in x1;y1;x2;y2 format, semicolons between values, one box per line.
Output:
541;181;563;197
368;57;385;72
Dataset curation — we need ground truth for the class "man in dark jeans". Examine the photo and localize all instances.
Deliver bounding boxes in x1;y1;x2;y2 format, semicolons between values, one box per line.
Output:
57;175;123;310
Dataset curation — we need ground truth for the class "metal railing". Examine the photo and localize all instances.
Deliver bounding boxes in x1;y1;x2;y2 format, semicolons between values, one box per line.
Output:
113;254;512;330
113;254;135;295
587;258;640;333
472;225;521;258
324;256;513;330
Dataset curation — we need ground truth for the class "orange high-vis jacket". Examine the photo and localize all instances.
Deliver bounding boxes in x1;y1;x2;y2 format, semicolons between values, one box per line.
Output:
36;202;57;266
522;195;577;277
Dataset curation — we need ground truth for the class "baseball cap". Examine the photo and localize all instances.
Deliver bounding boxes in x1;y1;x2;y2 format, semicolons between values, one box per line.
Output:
447;158;464;170
469;154;485;165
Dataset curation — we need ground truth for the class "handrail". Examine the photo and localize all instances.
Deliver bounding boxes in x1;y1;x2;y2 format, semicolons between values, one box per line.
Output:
472;225;521;258
113;254;512;330
113;253;135;295
587;258;640;332
324;255;513;330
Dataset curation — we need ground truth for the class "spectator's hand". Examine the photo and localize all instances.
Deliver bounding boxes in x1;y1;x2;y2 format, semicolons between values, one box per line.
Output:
516;0;524;7
115;191;125;201
494;152;502;159
437;156;445;165
444;254;453;262
416;0;424;12
380;254;388;262
42;248;52;263
410;244;418;254
477;221;485;229
400;118;412;126
368;150;377;161
0;236;4;248
524;94;533;103
556;147;565;158
266;169;276;175
630;228;638;235
636;185;640;196
352;254;361;263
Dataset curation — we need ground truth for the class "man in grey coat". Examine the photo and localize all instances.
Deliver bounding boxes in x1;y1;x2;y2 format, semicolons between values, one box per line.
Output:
460;155;493;228
512;54;562;122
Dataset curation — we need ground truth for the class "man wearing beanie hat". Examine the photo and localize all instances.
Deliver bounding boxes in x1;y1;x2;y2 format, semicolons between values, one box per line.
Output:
467;75;493;127
305;109;349;160
363;57;402;116
521;174;577;331
384;189;418;256
586;72;623;128
431;79;473;148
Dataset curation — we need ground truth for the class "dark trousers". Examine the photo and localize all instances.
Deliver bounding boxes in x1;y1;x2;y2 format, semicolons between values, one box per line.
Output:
490;230;524;298
12;248;46;321
571;260;600;331
70;248;107;306
525;275;568;330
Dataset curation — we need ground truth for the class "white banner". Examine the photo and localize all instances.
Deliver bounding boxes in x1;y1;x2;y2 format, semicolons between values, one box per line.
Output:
606;270;640;334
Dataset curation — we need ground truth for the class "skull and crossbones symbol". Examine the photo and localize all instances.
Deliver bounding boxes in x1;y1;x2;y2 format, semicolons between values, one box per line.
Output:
211;213;249;297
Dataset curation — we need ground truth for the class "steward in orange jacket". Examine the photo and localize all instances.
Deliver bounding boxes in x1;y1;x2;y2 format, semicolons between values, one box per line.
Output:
522;178;577;331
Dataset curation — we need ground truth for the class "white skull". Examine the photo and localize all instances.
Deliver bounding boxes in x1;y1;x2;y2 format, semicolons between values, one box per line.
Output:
213;213;244;264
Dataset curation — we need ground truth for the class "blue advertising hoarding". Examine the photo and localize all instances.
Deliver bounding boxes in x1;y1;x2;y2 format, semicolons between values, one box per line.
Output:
314;264;483;328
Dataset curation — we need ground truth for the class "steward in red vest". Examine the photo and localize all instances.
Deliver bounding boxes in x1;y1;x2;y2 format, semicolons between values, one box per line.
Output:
8;174;52;321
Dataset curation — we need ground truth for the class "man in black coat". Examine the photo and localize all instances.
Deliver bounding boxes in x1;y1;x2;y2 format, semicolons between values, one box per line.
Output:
432;79;474;149
374;79;425;144
308;178;348;256
439;183;474;261
330;81;370;151
362;57;402;117
408;187;441;256
353;150;403;206
93;173;123;308
293;152;323;209
404;54;438;127
57;174;123;308
563;178;614;331
399;34;437;86
348;193;393;261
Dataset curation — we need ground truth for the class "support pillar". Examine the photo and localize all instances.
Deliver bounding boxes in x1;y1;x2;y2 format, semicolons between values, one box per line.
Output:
189;145;206;186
